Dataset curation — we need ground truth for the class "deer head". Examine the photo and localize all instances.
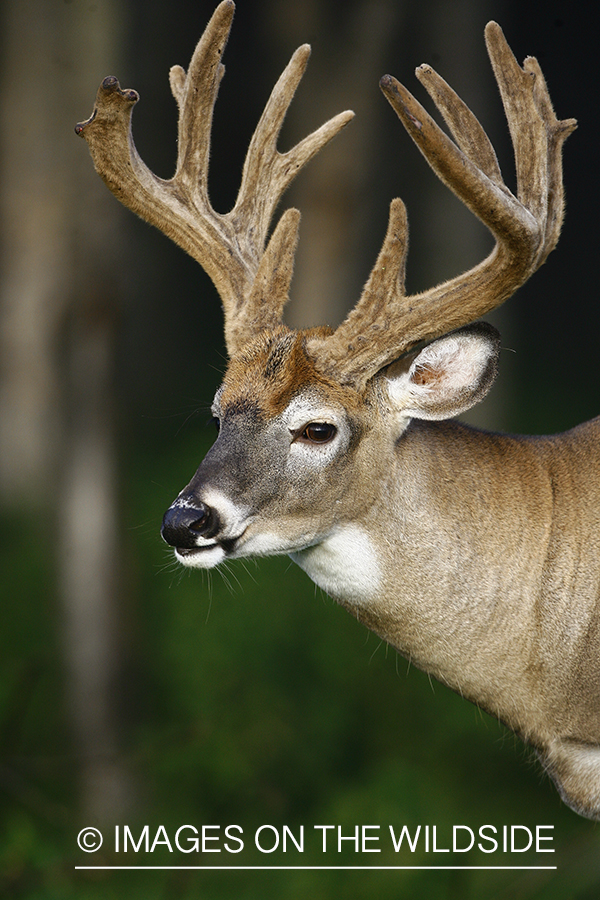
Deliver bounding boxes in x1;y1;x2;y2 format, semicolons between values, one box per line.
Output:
76;1;573;563
78;4;600;822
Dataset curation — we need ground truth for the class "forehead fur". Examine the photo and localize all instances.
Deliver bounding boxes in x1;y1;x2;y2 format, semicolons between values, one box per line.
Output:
220;327;364;418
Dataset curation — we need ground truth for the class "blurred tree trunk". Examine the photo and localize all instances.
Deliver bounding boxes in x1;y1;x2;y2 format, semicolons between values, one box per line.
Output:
0;0;133;820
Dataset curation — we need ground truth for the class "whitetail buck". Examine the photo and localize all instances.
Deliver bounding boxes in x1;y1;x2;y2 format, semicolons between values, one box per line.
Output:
77;1;600;820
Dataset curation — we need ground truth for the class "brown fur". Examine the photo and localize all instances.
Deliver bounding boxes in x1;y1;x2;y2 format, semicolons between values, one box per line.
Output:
220;327;364;420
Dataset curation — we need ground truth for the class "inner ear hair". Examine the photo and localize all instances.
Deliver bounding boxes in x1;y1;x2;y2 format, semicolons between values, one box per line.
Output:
383;323;501;421
419;323;497;378
410;360;443;389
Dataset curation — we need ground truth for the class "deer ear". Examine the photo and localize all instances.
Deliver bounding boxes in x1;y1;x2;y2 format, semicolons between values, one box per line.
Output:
383;323;500;421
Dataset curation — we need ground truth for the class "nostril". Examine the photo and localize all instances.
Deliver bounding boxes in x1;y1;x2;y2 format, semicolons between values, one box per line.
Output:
189;506;210;533
188;503;221;538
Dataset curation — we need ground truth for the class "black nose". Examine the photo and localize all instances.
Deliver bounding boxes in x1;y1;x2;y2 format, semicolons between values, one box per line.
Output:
161;500;220;548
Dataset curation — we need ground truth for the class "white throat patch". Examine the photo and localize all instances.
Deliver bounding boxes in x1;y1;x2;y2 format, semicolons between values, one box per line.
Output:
290;524;381;605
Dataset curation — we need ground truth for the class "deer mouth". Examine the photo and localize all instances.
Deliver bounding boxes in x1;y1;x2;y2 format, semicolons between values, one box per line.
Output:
176;544;217;557
173;540;224;569
174;533;243;563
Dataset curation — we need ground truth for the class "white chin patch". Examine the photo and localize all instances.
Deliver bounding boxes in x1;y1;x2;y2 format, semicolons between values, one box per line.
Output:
175;543;226;569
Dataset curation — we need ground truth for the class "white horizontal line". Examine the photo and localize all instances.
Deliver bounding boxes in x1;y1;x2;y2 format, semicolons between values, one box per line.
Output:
75;865;557;871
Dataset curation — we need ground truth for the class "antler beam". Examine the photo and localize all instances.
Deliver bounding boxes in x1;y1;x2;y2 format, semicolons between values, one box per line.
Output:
77;9;575;393
75;0;353;354
309;22;576;389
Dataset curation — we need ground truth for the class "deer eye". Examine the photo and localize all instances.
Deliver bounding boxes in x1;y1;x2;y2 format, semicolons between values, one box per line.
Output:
298;422;337;444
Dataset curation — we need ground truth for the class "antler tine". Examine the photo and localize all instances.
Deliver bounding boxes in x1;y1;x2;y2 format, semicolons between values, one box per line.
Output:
309;22;576;390
232;45;354;255
169;1;231;203
75;3;242;304
76;0;353;356
522;53;573;267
